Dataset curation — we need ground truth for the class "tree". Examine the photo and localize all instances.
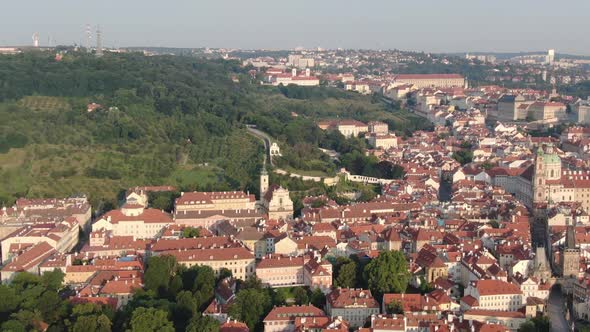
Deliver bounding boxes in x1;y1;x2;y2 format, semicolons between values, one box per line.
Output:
310;288;326;308
272;289;287;306
72;314;112;332
173;290;197;327
228;288;272;331
293;287;309;305
129;307;174;332
386;300;404;314
218;268;232;281
0;285;20;315
518;316;550;332
452;150;473;165
517;321;536;332
240;276;263;290
41;269;65;291
364;250;410;298
185;315;220;332
182;227;201;238
335;261;357;288
144;255;177;295
1;320;26;332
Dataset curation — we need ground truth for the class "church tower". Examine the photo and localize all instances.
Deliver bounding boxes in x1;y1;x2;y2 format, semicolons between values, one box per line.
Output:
533;144;561;205
260;165;269;199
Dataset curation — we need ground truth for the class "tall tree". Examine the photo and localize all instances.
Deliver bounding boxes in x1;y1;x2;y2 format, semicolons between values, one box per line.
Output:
364;250;410;298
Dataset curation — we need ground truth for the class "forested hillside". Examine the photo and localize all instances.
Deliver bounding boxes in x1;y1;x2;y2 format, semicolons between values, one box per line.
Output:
0;51;428;210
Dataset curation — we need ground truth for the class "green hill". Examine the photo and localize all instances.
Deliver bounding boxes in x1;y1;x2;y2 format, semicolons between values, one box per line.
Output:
0;51;428;209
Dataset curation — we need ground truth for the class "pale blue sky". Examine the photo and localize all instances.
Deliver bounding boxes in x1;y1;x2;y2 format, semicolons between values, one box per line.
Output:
1;0;589;54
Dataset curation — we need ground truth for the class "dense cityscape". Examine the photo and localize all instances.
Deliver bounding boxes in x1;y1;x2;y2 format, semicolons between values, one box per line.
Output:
3;11;590;332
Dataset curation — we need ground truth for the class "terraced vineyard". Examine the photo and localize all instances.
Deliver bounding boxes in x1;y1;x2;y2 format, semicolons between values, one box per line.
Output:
18;96;71;111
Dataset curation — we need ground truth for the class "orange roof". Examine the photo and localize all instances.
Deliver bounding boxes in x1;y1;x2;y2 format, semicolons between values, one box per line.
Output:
2;242;55;272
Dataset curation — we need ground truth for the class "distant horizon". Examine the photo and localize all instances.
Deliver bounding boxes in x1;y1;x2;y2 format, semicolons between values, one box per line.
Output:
4;44;590;58
2;0;590;55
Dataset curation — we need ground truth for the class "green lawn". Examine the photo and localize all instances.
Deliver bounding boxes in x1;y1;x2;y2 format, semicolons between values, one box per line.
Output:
166;165;223;189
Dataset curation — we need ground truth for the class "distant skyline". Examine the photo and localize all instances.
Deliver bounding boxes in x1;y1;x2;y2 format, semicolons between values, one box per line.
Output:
2;0;590;55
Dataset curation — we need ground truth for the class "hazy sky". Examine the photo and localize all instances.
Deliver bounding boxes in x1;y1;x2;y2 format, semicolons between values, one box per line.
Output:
2;0;590;54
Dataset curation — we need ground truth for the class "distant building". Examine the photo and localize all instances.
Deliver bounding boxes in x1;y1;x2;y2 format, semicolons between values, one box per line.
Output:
546;49;555;65
394;74;465;89
574;98;590;124
527;101;567;123
497;94;527;121
317;120;369;138
368;121;389;134
266;68;320;86
367;133;399;150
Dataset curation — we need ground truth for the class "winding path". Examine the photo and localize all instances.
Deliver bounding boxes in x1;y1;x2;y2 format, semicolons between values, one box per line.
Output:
246;125;274;166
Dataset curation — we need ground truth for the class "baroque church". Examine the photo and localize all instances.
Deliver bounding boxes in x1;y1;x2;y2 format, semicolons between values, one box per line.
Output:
258;166;294;220
531;144;590;212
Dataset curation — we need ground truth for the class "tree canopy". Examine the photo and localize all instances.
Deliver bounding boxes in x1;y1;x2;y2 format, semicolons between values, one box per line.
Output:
364;250;410;298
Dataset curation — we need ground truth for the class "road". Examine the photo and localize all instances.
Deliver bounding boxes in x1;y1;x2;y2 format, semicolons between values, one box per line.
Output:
246;126;273;166
547;286;570;332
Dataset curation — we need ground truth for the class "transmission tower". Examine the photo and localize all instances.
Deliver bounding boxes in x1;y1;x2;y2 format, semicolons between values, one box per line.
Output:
96;25;103;57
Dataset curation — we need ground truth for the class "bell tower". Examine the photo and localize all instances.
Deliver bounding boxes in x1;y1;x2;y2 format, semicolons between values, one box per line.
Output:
260;164;269;199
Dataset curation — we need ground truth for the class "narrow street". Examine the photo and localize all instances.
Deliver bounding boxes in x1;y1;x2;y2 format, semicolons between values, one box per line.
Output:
547;286;570;332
